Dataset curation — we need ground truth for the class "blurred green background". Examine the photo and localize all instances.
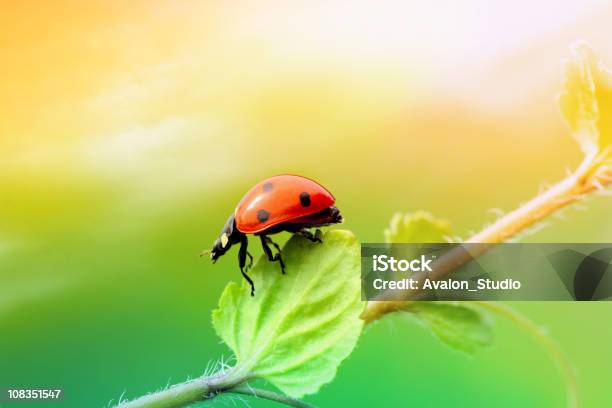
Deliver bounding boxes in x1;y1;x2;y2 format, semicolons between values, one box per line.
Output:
2;1;612;407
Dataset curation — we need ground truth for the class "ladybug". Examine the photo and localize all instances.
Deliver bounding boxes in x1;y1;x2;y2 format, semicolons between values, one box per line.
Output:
204;175;343;296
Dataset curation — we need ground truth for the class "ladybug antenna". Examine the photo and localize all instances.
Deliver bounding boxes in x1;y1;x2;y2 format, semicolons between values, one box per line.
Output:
200;249;212;258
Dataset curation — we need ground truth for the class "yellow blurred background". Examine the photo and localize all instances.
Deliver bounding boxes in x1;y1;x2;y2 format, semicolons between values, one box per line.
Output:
2;1;612;407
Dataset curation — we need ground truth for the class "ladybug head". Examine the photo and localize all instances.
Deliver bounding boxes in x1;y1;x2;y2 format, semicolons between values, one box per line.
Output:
209;213;241;263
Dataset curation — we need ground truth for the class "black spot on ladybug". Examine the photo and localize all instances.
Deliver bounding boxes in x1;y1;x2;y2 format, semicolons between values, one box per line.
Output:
257;209;270;223
263;182;273;192
299;192;311;207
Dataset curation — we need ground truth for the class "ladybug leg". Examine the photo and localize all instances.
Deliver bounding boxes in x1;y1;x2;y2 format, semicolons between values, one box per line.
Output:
246;251;254;269
296;229;322;244
260;235;286;274
238;235;255;296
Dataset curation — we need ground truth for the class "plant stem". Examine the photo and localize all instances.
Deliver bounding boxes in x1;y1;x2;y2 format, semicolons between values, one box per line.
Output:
474;302;578;408
229;385;317;408
361;151;611;322
116;367;247;408
116;379;213;408
115;367;317;408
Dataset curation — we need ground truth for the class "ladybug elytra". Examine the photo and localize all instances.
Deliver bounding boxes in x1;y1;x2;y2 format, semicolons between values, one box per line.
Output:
204;175;343;296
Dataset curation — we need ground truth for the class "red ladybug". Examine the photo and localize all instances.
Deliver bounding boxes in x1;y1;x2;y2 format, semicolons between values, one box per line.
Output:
204;175;343;296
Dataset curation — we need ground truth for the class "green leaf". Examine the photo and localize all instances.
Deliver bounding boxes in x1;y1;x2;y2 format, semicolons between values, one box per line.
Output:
212;230;364;398
406;302;493;354
385;211;452;244
384;213;492;353
559;42;612;155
